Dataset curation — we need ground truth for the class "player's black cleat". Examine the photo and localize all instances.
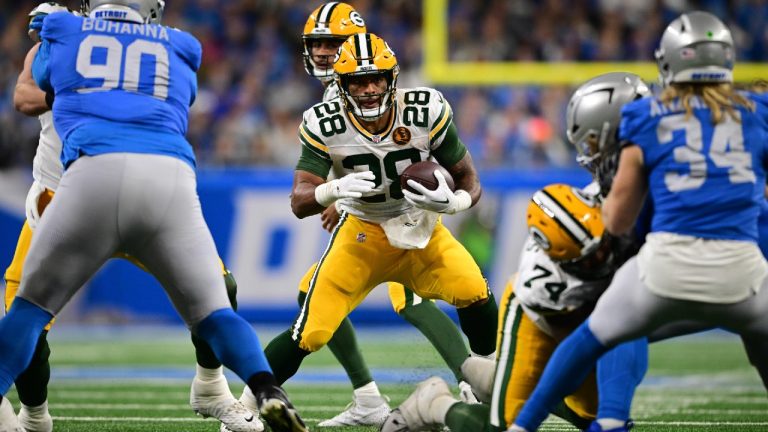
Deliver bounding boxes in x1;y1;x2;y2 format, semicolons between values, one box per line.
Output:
255;385;308;432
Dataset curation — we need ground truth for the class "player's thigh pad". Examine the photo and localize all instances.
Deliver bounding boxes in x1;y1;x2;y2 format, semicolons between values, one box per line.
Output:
589;257;681;346
406;221;489;307
298;263;319;295
291;214;396;351
117;154;230;327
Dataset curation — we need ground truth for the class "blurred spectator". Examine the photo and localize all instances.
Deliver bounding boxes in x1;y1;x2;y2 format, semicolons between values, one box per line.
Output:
0;0;764;171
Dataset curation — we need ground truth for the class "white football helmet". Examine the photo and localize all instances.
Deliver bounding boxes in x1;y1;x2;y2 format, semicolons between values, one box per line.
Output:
654;11;735;86
81;0;164;24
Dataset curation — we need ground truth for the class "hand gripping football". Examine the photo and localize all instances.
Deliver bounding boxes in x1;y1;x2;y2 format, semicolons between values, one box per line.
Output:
400;161;455;194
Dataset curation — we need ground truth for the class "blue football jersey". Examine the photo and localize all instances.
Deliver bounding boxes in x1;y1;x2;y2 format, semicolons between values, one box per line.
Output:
619;92;768;242
32;12;201;168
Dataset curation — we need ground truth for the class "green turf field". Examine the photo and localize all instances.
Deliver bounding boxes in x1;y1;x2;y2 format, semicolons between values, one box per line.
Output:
5;326;766;431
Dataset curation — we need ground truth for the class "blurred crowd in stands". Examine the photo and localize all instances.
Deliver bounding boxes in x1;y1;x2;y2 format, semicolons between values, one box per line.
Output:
0;0;765;171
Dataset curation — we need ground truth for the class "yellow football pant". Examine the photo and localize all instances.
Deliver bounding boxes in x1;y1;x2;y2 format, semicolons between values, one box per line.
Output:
294;213;488;352
4;189;229;330
300;269;425;315
490;278;597;429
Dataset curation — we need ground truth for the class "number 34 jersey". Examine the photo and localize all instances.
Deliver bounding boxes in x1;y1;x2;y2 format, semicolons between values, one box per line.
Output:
514;236;609;328
33;12;201;169
297;87;465;223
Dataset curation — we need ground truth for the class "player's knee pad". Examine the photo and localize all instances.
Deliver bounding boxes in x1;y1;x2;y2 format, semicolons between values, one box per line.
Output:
299;330;333;352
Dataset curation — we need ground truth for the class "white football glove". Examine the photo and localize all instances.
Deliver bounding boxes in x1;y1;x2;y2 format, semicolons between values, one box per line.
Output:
403;170;472;214
314;170;376;207
24;181;48;230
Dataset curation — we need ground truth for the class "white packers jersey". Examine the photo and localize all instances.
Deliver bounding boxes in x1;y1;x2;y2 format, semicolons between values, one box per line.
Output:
298;87;457;223
514;236;609;323
322;81;340;102
32;111;64;191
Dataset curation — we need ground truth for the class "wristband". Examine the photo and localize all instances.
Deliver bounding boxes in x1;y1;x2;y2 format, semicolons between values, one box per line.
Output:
451;190;473;214
314;181;337;207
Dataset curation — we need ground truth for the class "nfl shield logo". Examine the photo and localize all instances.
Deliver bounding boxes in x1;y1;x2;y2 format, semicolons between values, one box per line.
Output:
372;135;381;143
356;232;367;243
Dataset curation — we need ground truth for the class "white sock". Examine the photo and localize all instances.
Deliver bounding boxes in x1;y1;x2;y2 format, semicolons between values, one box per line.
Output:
353;381;382;405
509;425;529;432
196;365;224;381
429;395;459;424
21;400;48;416
597;418;626;430
470;350;496;361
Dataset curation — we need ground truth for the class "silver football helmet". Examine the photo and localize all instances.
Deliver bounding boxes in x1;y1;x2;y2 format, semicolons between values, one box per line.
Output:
82;0;164;24
654;11;734;86
566;72;650;175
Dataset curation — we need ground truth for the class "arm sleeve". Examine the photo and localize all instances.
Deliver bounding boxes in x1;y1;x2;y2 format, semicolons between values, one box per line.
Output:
432;122;468;167
296;144;332;178
296;121;332;178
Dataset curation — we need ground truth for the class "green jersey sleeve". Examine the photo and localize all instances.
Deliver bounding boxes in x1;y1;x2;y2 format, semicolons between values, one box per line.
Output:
432;122;467;167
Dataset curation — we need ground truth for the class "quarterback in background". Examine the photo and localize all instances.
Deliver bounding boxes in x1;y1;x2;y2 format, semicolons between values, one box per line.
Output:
262;32;498;396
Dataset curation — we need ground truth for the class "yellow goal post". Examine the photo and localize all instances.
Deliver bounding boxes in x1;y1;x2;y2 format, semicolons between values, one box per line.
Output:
423;0;768;85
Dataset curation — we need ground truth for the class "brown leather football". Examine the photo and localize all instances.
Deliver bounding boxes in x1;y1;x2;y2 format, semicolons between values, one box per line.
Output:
400;161;456;193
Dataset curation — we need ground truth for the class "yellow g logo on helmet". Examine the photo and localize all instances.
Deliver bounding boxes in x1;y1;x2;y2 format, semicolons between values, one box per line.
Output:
334;33;399;120
526;184;604;262
302;2;366;79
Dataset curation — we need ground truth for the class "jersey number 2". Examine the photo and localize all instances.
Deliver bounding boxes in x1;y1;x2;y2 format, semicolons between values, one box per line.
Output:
76;35;170;100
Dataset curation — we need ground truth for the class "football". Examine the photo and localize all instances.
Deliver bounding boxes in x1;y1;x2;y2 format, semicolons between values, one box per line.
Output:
400;161;456;194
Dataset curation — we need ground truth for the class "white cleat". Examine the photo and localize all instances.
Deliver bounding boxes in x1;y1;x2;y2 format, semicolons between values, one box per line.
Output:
381;377;455;432
318;394;390;427
0;398;23;432
458;380;479;405
18;401;52;432
190;371;264;432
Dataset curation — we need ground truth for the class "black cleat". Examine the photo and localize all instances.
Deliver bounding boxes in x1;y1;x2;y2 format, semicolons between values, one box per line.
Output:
255;385;308;432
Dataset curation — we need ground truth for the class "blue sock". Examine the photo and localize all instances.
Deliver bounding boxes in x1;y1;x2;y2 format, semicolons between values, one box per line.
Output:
0;298;53;394
597;337;648;420
195;308;272;381
515;321;608;430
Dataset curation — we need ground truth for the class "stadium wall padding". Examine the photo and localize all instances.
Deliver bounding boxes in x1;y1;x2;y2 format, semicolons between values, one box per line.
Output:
0;167;590;325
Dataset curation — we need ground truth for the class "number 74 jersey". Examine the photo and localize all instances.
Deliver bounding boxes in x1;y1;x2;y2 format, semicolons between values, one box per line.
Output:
514;236;609;324
298;87;459;223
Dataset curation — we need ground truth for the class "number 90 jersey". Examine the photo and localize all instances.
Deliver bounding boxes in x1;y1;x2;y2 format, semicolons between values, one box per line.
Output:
33;12;201;169
298;87;464;223
514;237;609;325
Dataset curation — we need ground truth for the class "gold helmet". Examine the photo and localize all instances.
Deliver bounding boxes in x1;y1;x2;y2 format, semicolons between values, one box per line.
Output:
527;184;615;280
303;2;367;81
334;33;399;120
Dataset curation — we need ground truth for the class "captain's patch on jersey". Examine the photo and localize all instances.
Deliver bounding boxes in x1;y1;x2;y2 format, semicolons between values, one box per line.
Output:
393;126;411;145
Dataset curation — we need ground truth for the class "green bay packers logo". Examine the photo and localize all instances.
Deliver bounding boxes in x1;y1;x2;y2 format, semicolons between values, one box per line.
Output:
393;126;411;145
